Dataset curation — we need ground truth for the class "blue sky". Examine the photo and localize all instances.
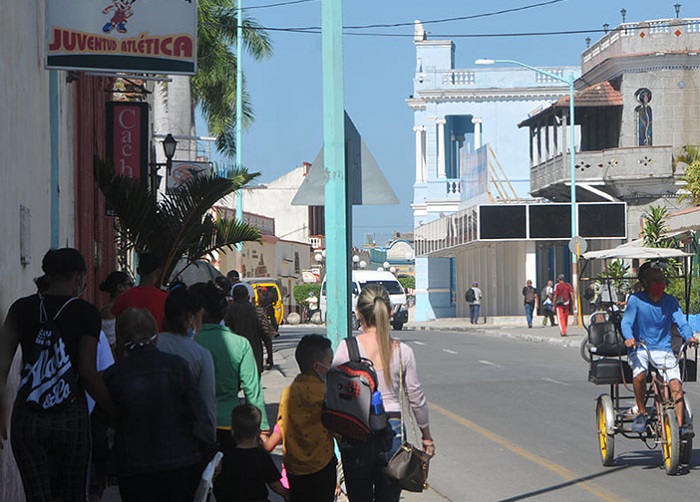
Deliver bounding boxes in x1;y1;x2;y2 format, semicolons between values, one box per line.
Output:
197;0;690;246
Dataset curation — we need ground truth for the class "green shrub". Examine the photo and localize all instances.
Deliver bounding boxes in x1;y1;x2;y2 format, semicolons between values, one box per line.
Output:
667;278;700;314
293;283;321;305
398;276;415;291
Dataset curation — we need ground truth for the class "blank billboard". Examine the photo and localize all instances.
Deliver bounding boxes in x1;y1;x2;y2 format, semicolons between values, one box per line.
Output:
478;203;626;240
579;202;626;238
478;205;527;239
529;205;571;239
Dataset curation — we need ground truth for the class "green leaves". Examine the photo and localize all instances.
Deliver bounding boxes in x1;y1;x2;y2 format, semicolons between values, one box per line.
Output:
94;157;261;284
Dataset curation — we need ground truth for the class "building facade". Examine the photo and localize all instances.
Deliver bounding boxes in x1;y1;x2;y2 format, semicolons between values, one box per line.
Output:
412;16;700;321
409;21;579;321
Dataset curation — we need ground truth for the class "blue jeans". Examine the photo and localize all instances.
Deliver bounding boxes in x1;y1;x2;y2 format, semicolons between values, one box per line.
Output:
470;304;480;324
340;418;402;502
524;303;534;327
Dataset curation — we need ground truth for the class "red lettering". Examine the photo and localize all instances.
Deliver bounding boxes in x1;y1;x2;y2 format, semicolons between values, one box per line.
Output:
48;28;61;51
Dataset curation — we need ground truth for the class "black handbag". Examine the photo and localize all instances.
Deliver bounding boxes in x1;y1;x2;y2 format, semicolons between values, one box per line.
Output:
384;344;430;492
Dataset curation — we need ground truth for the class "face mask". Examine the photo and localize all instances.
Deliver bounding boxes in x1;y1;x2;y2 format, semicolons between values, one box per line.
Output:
648;282;665;298
314;362;330;383
187;326;196;339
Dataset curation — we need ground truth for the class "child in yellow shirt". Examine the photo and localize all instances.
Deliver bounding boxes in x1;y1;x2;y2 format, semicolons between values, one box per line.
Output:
277;335;336;502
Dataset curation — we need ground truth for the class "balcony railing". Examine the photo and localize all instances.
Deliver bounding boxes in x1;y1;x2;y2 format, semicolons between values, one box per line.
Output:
415;206;479;257
531;146;674;194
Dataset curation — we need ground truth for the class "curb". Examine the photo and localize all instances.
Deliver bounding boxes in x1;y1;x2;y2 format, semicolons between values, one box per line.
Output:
404;324;584;348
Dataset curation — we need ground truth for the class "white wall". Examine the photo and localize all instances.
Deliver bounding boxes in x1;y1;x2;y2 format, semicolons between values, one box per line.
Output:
1;1;77;497
243;167;310;243
455;241;529;318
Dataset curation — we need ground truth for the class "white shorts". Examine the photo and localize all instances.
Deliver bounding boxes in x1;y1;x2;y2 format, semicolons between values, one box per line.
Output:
628;347;681;382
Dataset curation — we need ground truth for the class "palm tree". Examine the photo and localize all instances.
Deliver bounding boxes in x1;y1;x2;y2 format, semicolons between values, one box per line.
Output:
674;144;700;206
194;0;273;156
642;205;671;248
94;157;261;284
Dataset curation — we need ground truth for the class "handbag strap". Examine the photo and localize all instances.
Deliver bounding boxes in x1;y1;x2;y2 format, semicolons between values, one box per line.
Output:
397;341;420;444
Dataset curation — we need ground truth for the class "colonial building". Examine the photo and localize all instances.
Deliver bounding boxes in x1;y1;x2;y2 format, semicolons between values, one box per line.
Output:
412;16;700;320
408;21;579;321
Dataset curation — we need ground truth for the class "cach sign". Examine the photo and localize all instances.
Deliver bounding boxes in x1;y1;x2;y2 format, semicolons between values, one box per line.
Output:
106;102;149;185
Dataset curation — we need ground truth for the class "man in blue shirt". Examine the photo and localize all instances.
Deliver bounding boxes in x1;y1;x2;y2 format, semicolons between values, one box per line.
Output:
621;261;698;434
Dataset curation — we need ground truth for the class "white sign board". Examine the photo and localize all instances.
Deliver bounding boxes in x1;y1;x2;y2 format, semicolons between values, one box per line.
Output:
46;0;198;74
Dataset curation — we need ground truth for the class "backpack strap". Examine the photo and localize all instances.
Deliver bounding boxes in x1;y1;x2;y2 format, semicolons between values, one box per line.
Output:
38;295;78;323
347;335;361;363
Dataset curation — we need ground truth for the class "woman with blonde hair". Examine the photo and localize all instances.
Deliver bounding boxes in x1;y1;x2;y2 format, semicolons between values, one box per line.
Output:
332;284;435;502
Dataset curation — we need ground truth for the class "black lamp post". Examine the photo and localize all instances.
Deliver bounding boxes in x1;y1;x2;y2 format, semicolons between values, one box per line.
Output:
620;9;626;23
603;23;609;34
150;134;178;197
675;4;682;18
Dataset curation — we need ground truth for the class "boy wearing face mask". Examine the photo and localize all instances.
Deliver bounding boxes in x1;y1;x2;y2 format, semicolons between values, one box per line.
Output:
277;334;338;502
622;261;699;435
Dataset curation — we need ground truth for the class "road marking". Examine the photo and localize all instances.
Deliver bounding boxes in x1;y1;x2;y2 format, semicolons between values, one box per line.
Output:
430;402;629;502
413;341;426;346
542;377;569;386
442;349;458;355
478;360;502;368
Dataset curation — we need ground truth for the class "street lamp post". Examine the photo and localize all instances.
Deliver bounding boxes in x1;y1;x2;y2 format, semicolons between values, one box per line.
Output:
475;59;580;317
149;133;177;198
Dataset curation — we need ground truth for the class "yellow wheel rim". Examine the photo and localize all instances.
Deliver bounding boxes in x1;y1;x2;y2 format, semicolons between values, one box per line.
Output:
598;407;608;460
663;416;673;469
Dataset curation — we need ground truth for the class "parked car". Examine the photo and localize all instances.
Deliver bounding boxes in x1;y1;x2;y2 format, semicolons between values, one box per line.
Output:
320;270;408;330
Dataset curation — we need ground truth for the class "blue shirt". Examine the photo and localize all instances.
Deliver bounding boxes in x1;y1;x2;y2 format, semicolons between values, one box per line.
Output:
621;292;693;351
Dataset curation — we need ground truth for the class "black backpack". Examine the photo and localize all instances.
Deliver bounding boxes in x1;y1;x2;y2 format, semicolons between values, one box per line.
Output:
465;288;476;302
322;336;382;441
17;296;81;411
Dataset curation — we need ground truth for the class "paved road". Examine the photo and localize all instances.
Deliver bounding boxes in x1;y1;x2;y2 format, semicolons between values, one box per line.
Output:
106;323;700;501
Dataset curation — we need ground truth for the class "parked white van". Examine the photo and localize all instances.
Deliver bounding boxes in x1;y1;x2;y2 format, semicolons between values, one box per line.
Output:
320;270;409;330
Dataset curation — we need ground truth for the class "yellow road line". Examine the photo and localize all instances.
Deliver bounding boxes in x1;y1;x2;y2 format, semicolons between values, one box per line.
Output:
429;402;629;502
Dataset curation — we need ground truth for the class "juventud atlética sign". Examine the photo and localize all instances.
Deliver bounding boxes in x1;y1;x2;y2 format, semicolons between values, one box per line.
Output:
46;0;197;74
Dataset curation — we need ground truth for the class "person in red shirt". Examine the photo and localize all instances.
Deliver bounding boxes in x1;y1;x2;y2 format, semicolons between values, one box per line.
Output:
553;274;576;336
112;253;169;346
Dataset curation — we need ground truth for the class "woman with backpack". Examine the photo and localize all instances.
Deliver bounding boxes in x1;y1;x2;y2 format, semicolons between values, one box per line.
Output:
0;248;116;501
332;284;435;501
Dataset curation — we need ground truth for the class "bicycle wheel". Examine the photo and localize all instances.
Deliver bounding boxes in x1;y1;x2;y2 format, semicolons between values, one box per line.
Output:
596;394;615;466
662;409;680;475
681;396;693;465
580;336;592;363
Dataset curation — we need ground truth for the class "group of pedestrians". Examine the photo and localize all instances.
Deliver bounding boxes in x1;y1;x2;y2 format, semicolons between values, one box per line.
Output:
0;248;276;502
1;247;436;502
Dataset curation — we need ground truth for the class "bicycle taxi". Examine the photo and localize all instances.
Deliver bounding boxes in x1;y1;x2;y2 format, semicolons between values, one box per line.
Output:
579;244;698;475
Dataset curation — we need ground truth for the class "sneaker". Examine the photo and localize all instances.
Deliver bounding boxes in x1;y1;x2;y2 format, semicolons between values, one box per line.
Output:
632;413;648;433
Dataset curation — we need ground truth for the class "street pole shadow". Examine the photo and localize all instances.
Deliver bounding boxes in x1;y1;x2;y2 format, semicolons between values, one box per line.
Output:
497;465;630;502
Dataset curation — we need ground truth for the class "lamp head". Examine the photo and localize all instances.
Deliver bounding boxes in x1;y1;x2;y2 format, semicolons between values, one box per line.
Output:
162;134;177;161
475;59;495;65
675;4;681;18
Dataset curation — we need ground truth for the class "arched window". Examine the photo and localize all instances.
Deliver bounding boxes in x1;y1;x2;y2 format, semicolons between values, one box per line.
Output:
635;88;653;146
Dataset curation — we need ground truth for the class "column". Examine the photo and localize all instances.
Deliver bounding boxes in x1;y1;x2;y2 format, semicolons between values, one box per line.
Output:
436;118;446;179
472;117;482;150
414;126;424;182
456;134;465;177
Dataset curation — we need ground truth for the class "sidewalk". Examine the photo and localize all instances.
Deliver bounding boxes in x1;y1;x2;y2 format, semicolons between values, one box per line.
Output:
405;316;587;349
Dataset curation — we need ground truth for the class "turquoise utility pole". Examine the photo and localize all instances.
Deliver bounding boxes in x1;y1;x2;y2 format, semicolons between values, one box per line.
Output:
235;0;244;255
322;0;351;348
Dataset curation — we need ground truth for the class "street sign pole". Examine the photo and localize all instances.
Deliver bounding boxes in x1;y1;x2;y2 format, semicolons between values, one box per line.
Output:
322;0;351;349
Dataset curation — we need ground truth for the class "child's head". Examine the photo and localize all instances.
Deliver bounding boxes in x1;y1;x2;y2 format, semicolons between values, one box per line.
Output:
231;403;262;442
295;334;333;379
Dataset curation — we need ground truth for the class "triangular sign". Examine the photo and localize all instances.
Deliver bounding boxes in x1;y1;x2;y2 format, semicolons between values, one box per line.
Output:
291;112;399;206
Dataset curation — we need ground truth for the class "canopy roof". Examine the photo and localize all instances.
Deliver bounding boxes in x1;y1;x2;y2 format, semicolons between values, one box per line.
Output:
582;245;692;261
